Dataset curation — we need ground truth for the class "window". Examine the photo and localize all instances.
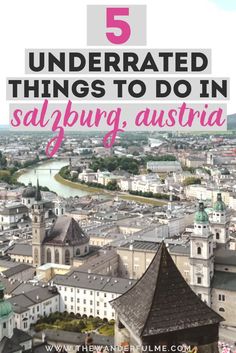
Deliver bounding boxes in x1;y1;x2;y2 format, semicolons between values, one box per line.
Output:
77;289;80;293
97;302;99;306
3;323;6;329
37;306;39;312
65;305;67;310
219;294;225;301
55;249;59;264
97;310;99;315
104;303;107;308
65;249;70;265
71;288;73;293
71;297;73;302
90;291;93;295
34;248;39;265
216;232;220;240
90;300;93;305
197;247;201;255
71;306;73;310
97;292;99;296
83;299;86;304
84;290;86;294
104;293;107;298
77;298;80;303
219;307;225;312
46;248;51;263
104;311;107;316
197;277;202;284
64;296;67;301
76;248;80;256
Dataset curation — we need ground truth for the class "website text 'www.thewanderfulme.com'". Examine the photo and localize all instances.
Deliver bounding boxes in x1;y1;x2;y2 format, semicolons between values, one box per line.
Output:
44;344;197;352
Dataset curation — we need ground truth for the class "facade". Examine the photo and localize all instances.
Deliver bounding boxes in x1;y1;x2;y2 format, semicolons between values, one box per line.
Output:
146;160;182;173
189;202;214;305
116;193;236;328
53;271;136;320
8;286;59;331
29;181;90;267
0;204;28;230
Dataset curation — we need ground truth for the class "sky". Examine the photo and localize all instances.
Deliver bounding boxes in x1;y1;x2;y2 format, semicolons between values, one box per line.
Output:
0;0;236;125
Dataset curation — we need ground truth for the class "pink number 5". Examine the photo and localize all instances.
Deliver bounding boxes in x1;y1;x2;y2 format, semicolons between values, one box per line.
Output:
106;8;131;44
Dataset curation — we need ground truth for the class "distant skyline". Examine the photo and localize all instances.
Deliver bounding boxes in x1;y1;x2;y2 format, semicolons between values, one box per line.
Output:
1;0;236;125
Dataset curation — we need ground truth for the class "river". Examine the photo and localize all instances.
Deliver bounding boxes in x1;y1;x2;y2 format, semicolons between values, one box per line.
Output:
18;159;89;198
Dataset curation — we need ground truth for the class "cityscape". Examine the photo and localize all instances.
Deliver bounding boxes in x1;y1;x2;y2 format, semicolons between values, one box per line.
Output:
0;130;235;352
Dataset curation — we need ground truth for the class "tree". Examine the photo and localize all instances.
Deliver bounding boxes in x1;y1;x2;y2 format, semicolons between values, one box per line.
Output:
106;180;120;191
183;177;201;186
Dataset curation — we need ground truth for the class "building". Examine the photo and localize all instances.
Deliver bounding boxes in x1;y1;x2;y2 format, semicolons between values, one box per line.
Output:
189;202;214;305
116;193;236;329
111;242;223;352
146;160;182;173
0;203;29;230
53;271;136;320
0;282;34;353
34;329;113;353
8;286;59;331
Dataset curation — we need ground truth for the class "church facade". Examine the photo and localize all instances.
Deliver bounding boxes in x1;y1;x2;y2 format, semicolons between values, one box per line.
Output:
22;180;90;267
31;192;90;267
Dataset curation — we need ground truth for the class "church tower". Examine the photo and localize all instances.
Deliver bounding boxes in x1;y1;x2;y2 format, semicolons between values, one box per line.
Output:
210;192;230;248
32;180;45;267
190;202;214;306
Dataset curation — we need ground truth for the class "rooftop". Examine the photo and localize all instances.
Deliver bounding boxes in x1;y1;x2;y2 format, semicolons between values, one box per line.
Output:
2;263;33;278
111;242;223;337
34;329;113;346
212;271;236;291
7;243;32;257
8;286;59;314
53;271;136;294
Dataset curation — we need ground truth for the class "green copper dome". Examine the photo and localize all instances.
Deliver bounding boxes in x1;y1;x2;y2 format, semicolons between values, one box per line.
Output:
195;202;209;223
0;283;12;318
213;193;226;212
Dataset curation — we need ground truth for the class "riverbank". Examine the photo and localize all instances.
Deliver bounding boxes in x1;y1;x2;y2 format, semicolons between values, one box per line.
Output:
54;173;103;193
55;173;167;206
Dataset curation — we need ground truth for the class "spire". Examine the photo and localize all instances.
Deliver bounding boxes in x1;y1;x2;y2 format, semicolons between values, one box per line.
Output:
217;192;222;202
195;202;209;223
213;192;226;212
0;282;4;301
111;242;223;337
35;179;42;202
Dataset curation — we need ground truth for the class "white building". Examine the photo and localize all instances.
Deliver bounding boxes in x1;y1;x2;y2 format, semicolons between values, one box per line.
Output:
53;271;136;320
0;203;29;231
147;161;182;173
78;169;97;183
8;286;59;331
119;174;163;193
